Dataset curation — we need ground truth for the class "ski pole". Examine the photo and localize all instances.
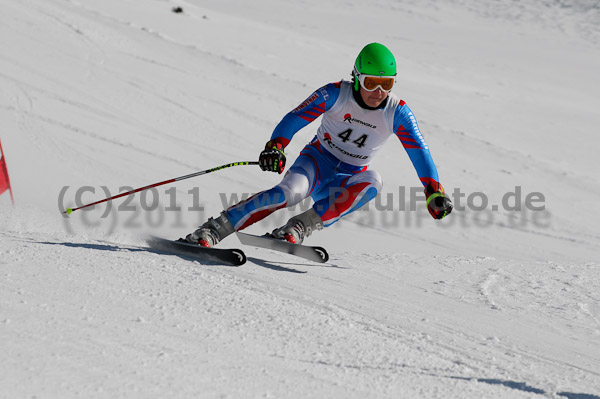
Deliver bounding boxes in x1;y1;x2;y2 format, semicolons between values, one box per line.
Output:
63;161;260;215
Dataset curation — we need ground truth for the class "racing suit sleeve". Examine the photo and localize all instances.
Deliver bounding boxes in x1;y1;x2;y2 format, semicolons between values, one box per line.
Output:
393;101;440;187
269;82;341;148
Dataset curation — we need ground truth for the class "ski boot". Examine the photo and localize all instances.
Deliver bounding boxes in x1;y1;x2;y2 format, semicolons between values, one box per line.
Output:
186;212;235;247
271;208;324;244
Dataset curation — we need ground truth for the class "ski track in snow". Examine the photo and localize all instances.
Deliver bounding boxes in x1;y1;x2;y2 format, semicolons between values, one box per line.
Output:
2;228;600;399
1;0;599;397
2;227;600;398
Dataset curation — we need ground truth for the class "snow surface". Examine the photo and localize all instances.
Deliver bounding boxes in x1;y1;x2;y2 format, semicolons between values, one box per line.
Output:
1;0;599;397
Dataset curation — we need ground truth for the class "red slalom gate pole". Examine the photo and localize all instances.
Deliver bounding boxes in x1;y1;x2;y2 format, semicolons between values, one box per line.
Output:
0;139;14;205
63;161;259;215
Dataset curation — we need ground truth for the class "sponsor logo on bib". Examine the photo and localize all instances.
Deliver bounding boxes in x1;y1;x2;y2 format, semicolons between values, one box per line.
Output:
343;113;376;129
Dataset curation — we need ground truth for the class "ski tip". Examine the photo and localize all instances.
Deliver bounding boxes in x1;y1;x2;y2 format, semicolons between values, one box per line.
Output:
65;208;74;215
314;247;329;263
231;249;247;266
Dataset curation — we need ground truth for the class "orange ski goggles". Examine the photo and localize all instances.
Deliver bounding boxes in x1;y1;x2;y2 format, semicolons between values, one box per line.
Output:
355;68;396;92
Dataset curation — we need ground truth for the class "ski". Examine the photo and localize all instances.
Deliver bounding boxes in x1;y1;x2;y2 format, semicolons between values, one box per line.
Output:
236;232;329;263
147;236;246;266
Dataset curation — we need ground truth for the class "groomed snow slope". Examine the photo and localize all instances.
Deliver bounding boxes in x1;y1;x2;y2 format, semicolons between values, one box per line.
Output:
1;0;599;398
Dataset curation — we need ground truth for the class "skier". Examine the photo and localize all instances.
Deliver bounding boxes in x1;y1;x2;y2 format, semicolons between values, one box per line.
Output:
186;42;453;247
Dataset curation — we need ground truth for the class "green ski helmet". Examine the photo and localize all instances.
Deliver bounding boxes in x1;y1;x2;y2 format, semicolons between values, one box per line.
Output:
353;43;397;91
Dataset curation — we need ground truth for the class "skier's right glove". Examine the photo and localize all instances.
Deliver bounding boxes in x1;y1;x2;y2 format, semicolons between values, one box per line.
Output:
425;181;453;219
259;140;286;174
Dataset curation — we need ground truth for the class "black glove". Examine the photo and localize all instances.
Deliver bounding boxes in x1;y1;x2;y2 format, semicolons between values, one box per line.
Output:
259;140;286;174
425;182;453;219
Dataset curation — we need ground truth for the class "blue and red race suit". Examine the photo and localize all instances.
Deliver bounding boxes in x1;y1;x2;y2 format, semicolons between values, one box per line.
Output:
225;80;442;230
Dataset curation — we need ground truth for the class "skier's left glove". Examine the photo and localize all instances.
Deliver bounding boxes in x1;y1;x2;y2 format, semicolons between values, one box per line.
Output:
259;140;286;174
425;182;453;219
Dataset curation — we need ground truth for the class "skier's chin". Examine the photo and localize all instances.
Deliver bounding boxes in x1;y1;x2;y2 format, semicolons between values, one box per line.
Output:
364;94;387;108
